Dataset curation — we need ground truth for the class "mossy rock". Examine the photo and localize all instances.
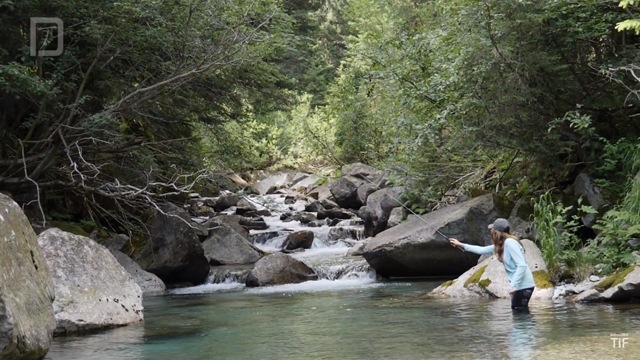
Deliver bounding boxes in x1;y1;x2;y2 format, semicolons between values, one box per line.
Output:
464;265;488;288
532;270;553;289
594;266;636;292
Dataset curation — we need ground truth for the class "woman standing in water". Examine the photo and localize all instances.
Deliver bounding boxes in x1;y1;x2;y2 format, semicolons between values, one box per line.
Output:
448;218;536;312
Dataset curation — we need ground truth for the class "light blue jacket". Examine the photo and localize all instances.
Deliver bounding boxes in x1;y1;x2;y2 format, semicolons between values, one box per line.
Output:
463;238;536;291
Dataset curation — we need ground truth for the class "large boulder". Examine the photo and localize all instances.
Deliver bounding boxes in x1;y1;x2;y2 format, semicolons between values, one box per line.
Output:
430;239;554;299
38;229;143;335
575;266;640;302
133;203;209;285
202;222;263;265
0;194;55;359
290;174;321;192
329;177;361;209
245;253;317;287
111;250;166;296
362;194;512;277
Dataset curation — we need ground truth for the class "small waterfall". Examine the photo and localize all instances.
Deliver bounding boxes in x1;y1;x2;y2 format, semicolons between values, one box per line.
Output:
193;193;377;291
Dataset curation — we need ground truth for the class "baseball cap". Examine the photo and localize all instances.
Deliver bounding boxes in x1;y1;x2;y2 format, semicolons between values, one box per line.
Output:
488;218;510;232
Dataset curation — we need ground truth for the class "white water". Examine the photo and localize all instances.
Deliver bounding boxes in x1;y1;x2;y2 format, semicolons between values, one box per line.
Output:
173;194;374;296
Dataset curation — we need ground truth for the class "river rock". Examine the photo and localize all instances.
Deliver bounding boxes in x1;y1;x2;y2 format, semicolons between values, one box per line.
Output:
305;201;325;213
362;194;512;277
202;222;262;265
360;187;404;237
341;163;382;181
357;183;377;206
207;193;239;212
251;173;294;195
215;215;250;239
133;203;209;285
283;231;314;251
38;228;143;335
111;250;166;296
317;208;353;220
307;183;333;201
430;239;553;299
0;194;55;359
347;241;367;256
291;174;321;192
245;253;318;287
329;177;361;209
387;207;405;229
574;266;640;302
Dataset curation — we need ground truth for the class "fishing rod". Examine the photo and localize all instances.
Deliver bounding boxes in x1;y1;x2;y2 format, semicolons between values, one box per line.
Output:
356;169;463;250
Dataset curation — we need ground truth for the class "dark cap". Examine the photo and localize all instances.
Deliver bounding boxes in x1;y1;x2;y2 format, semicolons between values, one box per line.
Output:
488;218;510;232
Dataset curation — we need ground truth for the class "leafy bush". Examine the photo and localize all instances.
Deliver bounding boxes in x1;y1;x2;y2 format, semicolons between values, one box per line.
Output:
532;192;595;282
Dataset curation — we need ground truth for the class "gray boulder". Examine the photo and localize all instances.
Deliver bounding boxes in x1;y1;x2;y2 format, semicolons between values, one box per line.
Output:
251;173;294;195
307;183;333;201
362;194;512;277
357;183;377;206
361;187;404;237
0;194;55;359
111;250;166;296
430;239;554;299
575;266;640;302
386;207;405;229
291;174;321;192
133;203;209;285
329;177;361;209
38;229;143;335
283;231;314;251
202;222;263;265
245;253;318;287
341;163;382;181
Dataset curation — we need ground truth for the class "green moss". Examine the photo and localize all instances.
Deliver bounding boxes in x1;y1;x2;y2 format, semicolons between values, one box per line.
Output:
440;279;456;288
477;279;492;288
464;265;488;288
594;266;636;292
532;270;553;289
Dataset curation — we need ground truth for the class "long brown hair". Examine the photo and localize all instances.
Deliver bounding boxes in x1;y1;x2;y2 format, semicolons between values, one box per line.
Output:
491;228;524;262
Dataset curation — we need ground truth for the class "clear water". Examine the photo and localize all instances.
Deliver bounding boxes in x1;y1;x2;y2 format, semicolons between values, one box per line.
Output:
44;194;640;359
45;280;640;360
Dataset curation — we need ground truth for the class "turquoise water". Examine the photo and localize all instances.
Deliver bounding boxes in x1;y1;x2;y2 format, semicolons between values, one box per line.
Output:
45;280;640;360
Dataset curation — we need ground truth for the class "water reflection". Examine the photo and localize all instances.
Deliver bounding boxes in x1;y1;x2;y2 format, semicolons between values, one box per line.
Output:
47;282;640;360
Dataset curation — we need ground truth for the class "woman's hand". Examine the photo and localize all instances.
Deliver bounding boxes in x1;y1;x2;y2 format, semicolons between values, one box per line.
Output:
449;238;464;250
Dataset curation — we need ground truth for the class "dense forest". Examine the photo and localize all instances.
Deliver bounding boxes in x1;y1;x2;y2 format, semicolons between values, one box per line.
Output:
1;0;639;275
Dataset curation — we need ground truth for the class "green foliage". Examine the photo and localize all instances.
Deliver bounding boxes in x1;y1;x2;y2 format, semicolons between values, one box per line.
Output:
617;1;640;34
532;192;595;282
532;270;553;289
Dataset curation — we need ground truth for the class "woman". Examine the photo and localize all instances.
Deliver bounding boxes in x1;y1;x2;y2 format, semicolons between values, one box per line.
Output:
449;218;536;311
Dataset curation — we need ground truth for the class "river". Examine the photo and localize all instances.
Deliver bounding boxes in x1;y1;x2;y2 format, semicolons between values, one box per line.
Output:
45;194;640;359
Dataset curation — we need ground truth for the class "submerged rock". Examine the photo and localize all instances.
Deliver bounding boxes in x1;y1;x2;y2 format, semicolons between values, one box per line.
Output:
0;194;55;359
38;228;143;335
245;253;317;287
430;239;553;299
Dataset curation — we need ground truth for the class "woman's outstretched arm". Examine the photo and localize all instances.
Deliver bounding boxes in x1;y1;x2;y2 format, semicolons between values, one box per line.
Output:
449;238;494;255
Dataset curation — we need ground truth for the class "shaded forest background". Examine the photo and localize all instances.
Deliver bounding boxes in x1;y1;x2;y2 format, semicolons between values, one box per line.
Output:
1;0;639;273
